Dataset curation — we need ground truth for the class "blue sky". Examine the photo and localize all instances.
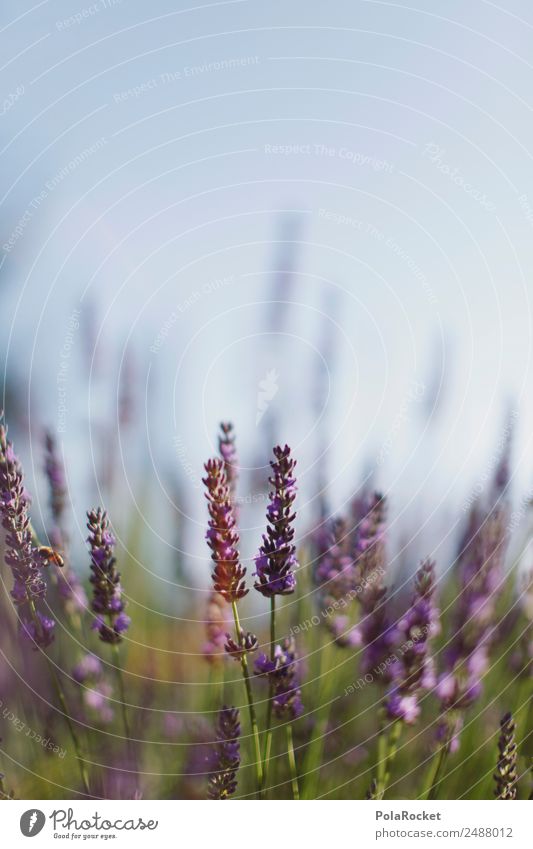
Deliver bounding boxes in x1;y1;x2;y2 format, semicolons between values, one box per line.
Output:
1;1;533;590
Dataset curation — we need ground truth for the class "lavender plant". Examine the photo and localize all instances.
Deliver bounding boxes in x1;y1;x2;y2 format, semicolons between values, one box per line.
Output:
494;712;518;800
87;508;130;644
203;457;262;791
2;407;532;803
253;444;298;794
0;418;54;647
207;706;241;800
0;414;91;794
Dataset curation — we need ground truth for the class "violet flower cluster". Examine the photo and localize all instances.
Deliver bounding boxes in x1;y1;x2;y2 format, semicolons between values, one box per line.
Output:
436;502;508;750
255;637;304;720
73;653;114;724
0;418;54;649
315;517;355;602
313;517;360;647
87;508;130;644
254;445;298;597
203;458;247;603
207;706;241;800
354;493;395;677
385;559;439;724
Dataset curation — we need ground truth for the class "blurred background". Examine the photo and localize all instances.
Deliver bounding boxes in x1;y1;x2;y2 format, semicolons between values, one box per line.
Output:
1;0;533;608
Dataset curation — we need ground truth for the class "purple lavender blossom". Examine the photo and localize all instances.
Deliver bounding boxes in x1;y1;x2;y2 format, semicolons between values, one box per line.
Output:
20;612;55;649
354;493;395;678
385;559;439;725
254;445;298;598
315;517;355;602
255;637;304;720
87;508;130;644
84;681;114;724
436;502;508;748
0;416;54;649
207;706;241;800
73;653;104;684
313;517;360;646
73;653;114;724
203;458;247;603
224;629;258;661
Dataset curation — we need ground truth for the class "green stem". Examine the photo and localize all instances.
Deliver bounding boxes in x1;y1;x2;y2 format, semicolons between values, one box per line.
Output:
28;599;91;795
48;658;91;795
375;712;388;799
286;723;300;800
381;719;402;797
112;643;132;743
422;740;450;800
261;596;276;797
231;601;263;794
301;638;335;799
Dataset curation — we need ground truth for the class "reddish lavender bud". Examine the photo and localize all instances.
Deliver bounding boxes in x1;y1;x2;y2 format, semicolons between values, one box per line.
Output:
203;458;247;603
254;445;298;598
87;508;130;644
207;706;241;800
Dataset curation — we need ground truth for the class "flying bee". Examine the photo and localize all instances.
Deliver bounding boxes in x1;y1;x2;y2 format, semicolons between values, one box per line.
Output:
38;546;65;568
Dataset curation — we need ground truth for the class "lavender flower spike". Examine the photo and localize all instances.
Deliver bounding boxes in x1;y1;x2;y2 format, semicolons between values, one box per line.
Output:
385;559;439;724
203;458;247;602
87;508;130;643
207;706;241;799
354;493;394;677
0;416;54;648
494;712;518;800
436;502;508;750
254;445;298;597
255;637;304;720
